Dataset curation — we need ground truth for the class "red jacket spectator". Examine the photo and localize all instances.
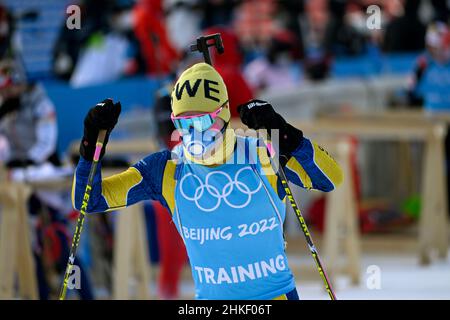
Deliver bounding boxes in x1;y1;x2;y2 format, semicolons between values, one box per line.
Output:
133;0;179;75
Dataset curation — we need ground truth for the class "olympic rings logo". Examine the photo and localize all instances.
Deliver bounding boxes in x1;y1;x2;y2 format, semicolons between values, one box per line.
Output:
179;167;262;212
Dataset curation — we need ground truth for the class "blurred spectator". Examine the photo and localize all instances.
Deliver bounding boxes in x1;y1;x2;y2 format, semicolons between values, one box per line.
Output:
406;21;450;218
244;30;300;92
0;59;93;299
276;0;305;46
0;60;59;167
326;0;368;57
205;26;253;118
53;0;141;86
133;0;180;75
200;0;240;29
53;0;116;80
164;0;202;52
0;3;30;79
233;0;277;50
299;0;332;80
407;21;450;112
383;0;426;52
0;4;14;60
430;0;450;23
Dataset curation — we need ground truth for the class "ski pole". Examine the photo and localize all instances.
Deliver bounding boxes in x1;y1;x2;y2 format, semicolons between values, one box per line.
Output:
59;129;107;300
263;135;337;300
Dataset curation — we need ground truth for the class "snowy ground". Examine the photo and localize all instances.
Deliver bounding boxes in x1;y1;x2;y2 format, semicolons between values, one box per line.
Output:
297;253;450;300
175;251;450;300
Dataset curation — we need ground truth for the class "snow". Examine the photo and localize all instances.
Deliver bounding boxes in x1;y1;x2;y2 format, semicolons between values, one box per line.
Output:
297;253;450;300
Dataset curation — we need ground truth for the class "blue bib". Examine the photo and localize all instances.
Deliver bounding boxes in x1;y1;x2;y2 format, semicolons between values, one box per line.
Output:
172;136;295;299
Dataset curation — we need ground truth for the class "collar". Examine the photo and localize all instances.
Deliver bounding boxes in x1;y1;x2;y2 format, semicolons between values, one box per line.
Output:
183;126;236;166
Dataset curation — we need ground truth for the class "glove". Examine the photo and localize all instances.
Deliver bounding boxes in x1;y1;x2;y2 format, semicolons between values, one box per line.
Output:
238;99;303;160
0;97;21;121
80;98;121;161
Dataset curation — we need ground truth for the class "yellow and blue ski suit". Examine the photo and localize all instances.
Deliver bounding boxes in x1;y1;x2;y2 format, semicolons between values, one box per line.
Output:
72;133;342;299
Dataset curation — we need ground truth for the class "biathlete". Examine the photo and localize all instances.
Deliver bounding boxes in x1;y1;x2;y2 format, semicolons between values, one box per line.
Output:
72;62;343;300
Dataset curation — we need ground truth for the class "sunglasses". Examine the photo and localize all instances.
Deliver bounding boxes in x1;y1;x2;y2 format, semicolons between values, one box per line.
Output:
171;101;228;132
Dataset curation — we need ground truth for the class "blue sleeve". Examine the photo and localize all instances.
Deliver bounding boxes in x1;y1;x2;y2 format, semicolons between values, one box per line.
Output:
72;150;171;213
132;150;171;209
72;156;109;213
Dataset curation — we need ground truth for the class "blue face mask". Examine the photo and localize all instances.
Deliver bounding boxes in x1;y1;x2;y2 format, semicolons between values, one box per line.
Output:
181;124;226;157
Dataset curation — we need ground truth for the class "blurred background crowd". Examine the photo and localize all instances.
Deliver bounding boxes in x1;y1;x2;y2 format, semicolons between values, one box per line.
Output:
3;0;450;91
0;0;450;300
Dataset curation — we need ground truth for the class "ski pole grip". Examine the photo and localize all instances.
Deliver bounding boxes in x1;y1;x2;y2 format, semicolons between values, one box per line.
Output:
93;129;107;162
256;127;275;158
97;129;107;144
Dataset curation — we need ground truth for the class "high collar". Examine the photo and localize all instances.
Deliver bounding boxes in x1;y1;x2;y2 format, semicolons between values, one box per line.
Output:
183;127;236;166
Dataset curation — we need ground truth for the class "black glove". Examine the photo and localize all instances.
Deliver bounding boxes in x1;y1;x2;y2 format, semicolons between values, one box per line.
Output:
238;99;303;161
80;98;121;161
0;97;21;121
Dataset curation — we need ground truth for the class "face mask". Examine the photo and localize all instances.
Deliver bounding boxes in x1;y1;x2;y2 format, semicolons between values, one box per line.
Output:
181;122;225;158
